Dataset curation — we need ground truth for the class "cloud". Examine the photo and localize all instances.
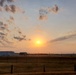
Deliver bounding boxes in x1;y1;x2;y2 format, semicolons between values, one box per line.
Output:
0;0;25;14
7;0;15;3
14;6;25;13
0;22;9;31
47;5;59;14
14;36;26;41
0;0;29;47
39;15;48;20
0;32;7;36
39;8;48;20
10;5;16;13
0;25;12;45
39;4;59;20
0;40;5;45
51;5;59;13
0;21;3;25
0;0;5;6
0;6;3;11
5;4;25;13
50;33;76;43
0;0;15;7
10;16;14;21
0;34;8;45
2;37;12;43
5;5;11;12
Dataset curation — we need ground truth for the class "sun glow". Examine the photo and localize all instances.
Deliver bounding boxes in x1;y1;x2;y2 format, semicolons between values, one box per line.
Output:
36;40;42;45
34;38;45;47
35;40;43;47
31;36;46;48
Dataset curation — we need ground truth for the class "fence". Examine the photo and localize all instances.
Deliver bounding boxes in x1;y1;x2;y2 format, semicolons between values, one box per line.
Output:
0;64;75;74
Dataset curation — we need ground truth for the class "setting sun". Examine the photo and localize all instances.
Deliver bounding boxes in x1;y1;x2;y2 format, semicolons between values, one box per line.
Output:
36;40;41;45
32;37;45;47
35;39;43;47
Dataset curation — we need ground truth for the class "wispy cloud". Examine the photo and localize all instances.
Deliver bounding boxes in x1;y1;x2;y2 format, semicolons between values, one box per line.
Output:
5;4;25;13
39;15;48;20
0;0;29;47
0;0;25;14
49;33;76;43
0;0;15;6
0;0;5;6
53;5;59;13
7;0;15;3
39;4;59;20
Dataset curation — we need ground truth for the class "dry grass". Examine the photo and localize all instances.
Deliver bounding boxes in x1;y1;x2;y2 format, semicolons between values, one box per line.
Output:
0;56;76;74
2;72;76;75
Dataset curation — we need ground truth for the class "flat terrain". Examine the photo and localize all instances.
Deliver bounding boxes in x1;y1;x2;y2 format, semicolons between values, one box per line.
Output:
0;54;76;75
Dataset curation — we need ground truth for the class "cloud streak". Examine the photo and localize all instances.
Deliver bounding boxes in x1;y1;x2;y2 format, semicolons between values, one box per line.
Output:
49;33;76;43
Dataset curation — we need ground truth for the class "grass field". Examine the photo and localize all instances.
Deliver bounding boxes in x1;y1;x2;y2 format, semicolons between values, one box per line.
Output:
1;72;76;75
0;54;76;75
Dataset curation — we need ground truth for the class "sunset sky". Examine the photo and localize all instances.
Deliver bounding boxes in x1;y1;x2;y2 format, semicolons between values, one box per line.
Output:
0;0;76;53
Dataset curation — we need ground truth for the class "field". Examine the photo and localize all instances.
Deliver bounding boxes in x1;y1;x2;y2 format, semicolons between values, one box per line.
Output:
0;54;76;75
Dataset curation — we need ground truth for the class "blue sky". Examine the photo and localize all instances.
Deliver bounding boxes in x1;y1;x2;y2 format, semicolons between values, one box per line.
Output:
16;0;76;39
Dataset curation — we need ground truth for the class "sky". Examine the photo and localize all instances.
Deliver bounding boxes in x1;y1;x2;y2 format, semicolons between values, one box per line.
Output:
0;0;76;54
